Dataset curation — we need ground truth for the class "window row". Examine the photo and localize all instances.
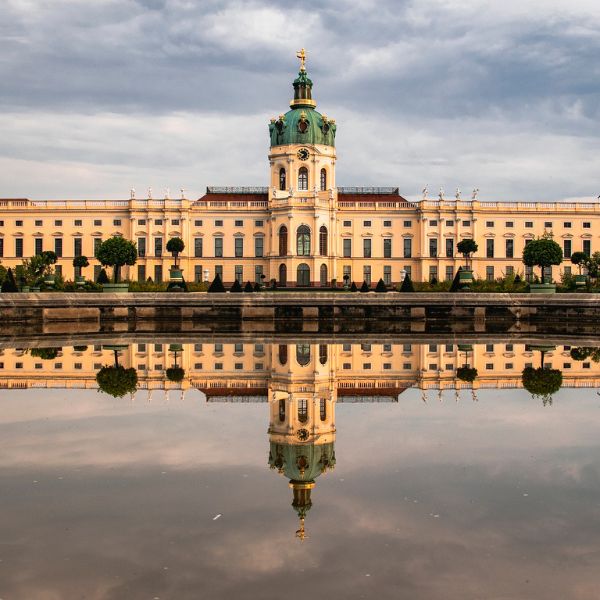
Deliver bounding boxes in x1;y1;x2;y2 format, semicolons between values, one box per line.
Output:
279;167;328;191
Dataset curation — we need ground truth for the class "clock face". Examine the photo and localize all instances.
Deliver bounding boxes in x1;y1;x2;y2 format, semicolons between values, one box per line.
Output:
297;428;310;441
297;148;309;161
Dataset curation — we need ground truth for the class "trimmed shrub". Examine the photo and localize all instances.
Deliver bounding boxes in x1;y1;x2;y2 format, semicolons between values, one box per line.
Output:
244;281;254;293
1;268;18;292
360;281;370;292
375;278;387;292
230;279;242;292
350;281;358;292
399;274;415;292
208;274;225;293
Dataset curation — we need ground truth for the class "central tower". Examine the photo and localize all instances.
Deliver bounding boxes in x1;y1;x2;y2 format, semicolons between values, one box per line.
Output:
268;49;338;287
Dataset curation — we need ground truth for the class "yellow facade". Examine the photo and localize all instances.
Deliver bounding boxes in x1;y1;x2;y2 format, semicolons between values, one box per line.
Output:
1;55;597;286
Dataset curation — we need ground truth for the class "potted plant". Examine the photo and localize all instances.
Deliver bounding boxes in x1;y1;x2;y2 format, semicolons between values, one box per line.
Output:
95;236;137;293
73;255;89;286
522;236;563;293
166;237;185;283
40;251;58;287
456;239;478;288
570;251;588;287
96;346;138;398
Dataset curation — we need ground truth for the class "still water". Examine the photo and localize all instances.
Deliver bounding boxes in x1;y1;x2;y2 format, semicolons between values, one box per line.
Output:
1;339;599;599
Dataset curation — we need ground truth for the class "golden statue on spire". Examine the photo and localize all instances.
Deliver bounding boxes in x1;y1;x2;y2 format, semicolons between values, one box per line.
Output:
296;48;307;71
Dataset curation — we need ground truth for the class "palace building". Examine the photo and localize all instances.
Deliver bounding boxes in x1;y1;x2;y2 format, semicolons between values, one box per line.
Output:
1;50;599;286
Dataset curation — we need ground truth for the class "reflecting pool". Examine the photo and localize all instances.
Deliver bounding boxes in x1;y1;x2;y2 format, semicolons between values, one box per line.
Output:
1;339;599;599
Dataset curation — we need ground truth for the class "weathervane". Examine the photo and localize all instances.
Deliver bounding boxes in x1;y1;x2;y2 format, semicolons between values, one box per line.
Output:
296;48;307;71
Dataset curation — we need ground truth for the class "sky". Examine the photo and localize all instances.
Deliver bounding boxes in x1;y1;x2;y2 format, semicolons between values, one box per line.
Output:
1;0;600;201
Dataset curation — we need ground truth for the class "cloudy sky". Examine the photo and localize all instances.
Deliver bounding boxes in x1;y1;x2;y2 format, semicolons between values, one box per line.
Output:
1;0;600;201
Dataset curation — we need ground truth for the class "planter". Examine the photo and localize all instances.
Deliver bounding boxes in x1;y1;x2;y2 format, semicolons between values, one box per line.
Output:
575;274;587;287
102;283;129;293
458;269;474;288
169;268;183;282
529;283;556;294
20;286;30;293
31;286;40;293
457;344;473;352
168;344;183;352
43;275;55;287
75;275;86;286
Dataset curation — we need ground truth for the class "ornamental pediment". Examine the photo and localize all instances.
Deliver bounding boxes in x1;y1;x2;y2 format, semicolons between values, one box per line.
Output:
561;234;573;239
581;233;593;238
168;231;182;237
503;233;515;238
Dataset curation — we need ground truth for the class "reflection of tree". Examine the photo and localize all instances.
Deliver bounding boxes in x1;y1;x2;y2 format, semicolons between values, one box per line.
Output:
166;344;185;382
570;347;600;362
457;367;477;382
96;347;137;398
30;347;61;360
522;346;562;406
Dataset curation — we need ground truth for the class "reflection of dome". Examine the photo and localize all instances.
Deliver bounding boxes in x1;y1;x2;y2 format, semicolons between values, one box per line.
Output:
268;441;336;481
269;68;337;147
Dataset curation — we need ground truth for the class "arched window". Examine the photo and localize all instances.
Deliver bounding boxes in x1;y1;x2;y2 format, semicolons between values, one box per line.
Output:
279;225;288;256
320;168;327;191
298;398;308;423
319;344;328;365
297;225;310;256
278;399;286;422
319;225;328;256
298;167;308;191
320;398;327;421
278;344;288;366
296;344;311;366
297;263;310;287
279;263;287;286
279;167;286;191
320;263;328;287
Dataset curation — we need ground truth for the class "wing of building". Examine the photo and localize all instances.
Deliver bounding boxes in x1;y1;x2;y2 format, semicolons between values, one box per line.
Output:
0;54;596;285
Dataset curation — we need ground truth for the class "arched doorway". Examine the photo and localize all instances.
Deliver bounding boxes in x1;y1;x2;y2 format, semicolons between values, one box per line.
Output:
296;225;310;256
297;263;310;287
278;225;288;256
320;263;328;287
279;263;287;286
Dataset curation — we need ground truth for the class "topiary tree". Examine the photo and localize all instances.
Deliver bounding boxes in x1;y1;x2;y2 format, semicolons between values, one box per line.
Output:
95;237;137;283
375;278;387;293
30;347;61;360
166;367;185;382
208;273;225;293
400;274;415;292
166;237;185;268
571;251;587;275
456;367;478;382
97;268;110;284
360;281;370;292
244;281;254;293
96;348;138;398
522;367;562;406
522;237;563;283
230;279;242;292
73;255;89;278
350;281;358;292
1;268;18;292
457;239;478;270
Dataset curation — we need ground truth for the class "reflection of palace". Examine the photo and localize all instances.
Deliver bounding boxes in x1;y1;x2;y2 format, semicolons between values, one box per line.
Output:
1;340;598;536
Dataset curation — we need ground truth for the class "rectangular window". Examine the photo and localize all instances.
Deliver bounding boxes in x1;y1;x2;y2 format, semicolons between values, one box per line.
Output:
138;219;146;225
445;238;454;257
583;222;591;229
343;220;351;227
194;265;202;282
15;238;23;258
564;222;571;228
445;266;453;281
215;219;223;227
564;266;571;276
525;221;533;228
15;220;23;227
583;240;591;256
363;265;371;285
403;220;412;227
506;239;514;258
137;264;146;281
235;237;244;258
363;220;372;227
94;219;102;226
343;265;351;283
194;237;203;258
137;237;146;257
383;238;392;258
486;221;494;228
171;219;180;226
74;219;82;227
235;220;243;227
35;219;43;227
235;265;243;283
154;237;163;257
255;220;263;227
113;219;121;226
505;221;514;228
254;236;264;257
54;265;62;277
429;238;437;258
486;265;494;281
544;222;552;228
214;238;223;258
363;238;371;258
462;220;471;226
0;220;3;226
154;265;163;282
215;265;223;278
563;239;572;259
93;238;102;255
55;219;62;227
403;238;412;258
0;238;3;258
54;238;63;258
403;265;411;278
34;238;43;256
74;238;82;257
255;265;263;283
383;220;392;227
429;266;437;281
343;238;351;257
486;238;494;258
383;265;391;285
194;220;203;227
429;220;438;226
506;265;514;275
446;220;454;226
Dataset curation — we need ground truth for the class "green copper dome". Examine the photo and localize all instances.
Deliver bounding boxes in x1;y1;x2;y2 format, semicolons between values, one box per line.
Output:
268;441;336;481
268;67;337;147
